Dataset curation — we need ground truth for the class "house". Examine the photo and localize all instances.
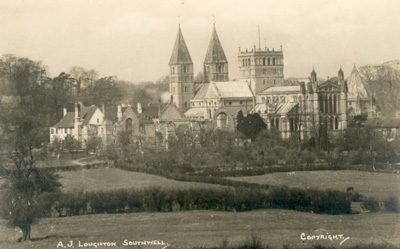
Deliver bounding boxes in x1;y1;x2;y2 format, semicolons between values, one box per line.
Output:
365;116;400;141
49;102;103;144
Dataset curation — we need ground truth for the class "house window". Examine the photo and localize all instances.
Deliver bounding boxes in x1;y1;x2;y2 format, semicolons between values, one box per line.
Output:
51;128;54;134
97;118;99;123
229;101;232;105
64;128;67;133
240;101;243;105
56;129;58;134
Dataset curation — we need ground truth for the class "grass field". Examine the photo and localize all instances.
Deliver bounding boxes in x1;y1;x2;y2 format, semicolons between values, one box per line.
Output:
0;210;399;249
58;168;230;192
227;170;400;200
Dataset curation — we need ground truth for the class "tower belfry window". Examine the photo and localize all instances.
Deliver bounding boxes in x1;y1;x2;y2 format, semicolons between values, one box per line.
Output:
218;64;223;73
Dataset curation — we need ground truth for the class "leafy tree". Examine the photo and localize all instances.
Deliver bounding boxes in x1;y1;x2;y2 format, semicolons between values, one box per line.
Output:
360;63;400;117
64;135;82;159
85;136;103;156
0;54;46;100
0;125;61;241
236;111;266;140
85;76;122;106
131;88;152;106
338;125;388;168
0;54;48;125
318;119;330;152
44;72;74;121
69;66;98;94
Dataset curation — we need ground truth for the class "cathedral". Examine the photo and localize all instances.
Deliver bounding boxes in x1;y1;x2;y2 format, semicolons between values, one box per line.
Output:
50;24;378;146
167;24;353;139
169;25;286;131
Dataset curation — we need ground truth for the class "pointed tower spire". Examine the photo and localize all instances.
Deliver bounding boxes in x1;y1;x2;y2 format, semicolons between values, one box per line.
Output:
311;67;317;83
169;26;193;65
168;26;194;112
338;64;344;83
204;24;228;82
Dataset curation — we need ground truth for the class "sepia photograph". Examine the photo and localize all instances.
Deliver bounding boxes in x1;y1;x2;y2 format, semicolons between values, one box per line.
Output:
0;0;400;248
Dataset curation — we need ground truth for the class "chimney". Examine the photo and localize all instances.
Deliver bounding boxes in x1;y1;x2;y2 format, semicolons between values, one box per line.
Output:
137;102;142;114
158;99;161;118
117;104;122;122
74;101;80;121
63;107;67;116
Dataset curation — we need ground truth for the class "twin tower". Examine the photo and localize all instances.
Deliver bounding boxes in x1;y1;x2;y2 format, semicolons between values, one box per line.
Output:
168;24;229;111
168;24;285;112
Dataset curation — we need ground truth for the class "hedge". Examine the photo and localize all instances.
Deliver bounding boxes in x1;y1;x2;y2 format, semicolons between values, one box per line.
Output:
51;185;363;217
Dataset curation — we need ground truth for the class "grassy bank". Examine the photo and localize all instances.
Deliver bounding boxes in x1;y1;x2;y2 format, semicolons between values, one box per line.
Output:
227;170;400;200
0;210;399;249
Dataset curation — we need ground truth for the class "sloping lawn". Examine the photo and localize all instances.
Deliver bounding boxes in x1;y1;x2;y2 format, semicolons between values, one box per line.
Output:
0;210;399;249
227;170;400;200
58;168;230;192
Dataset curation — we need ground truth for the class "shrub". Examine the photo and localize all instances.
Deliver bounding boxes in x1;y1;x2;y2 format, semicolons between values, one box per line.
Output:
364;198;380;212
264;154;278;166
301;151;316;165
384;196;399;212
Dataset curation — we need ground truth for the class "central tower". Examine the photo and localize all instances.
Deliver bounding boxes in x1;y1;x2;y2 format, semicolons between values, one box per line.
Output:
203;25;229;82
238;46;284;93
169;25;194;112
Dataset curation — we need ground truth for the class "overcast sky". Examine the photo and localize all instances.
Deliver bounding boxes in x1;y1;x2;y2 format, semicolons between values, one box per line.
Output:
1;0;399;83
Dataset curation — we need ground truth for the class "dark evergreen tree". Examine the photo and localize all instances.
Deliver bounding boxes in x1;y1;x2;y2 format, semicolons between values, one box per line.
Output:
236;111;266;140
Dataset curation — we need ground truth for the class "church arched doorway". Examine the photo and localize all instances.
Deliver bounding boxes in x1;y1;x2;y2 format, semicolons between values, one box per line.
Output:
125;118;133;130
216;113;227;129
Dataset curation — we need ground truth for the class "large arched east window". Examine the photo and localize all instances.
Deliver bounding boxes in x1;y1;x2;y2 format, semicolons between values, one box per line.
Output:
216;113;227;128
125;118;132;130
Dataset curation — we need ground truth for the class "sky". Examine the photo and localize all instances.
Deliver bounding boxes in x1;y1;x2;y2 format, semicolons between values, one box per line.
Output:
1;0;399;83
